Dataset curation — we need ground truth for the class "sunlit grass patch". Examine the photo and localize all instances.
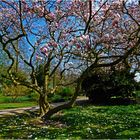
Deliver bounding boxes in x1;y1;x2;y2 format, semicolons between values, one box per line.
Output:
0;102;37;110
0;94;37;109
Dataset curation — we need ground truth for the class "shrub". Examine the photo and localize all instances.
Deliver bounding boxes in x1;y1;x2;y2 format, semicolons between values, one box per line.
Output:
48;94;65;102
26;90;39;102
57;87;74;97
2;85;29;102
48;87;74;102
82;68;139;104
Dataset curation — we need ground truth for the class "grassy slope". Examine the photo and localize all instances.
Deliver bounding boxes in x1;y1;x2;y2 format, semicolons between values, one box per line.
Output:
0;104;139;139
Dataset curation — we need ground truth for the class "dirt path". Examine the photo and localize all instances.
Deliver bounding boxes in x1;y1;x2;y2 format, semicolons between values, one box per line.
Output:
0;97;88;117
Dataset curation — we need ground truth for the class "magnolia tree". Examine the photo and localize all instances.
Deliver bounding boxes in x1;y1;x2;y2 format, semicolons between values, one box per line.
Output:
0;0;140;119
0;0;90;115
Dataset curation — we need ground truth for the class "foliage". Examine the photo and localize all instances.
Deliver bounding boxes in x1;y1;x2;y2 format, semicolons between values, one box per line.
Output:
0;48;9;66
26;90;39;102
0;65;28;86
0;65;11;86
0;89;39;104
0;105;139;139
11;69;29;83
0;65;30;102
48;87;74;103
48;94;64;103
134;90;140;103
2;85;29;102
56;87;74;98
82;68;139;104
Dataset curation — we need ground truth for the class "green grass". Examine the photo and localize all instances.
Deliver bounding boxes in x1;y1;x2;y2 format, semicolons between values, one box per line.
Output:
0;104;139;139
0;102;37;110
0;95;35;103
0;95;37;109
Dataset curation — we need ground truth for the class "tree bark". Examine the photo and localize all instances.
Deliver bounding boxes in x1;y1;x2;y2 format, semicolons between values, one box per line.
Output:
39;94;50;115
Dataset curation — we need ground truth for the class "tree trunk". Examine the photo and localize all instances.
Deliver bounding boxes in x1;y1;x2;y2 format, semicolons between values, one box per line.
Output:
39;63;51;115
39;94;50;116
42;78;83;120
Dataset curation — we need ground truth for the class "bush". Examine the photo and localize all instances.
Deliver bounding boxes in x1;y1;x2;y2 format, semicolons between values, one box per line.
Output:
57;87;74;97
1;85;39;103
48;87;74;102
26;90;39;102
3;85;29;95
82;68;139;104
48;94;65;102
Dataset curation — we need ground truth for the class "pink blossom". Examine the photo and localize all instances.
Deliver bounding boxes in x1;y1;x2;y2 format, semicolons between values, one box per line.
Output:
109;35;114;41
60;34;66;39
115;13;121;19
72;38;77;44
55;22;59;28
64;41;69;46
57;0;62;3
76;44;81;49
47;12;55;20
63;17;67;21
51;42;58;47
40;46;48;56
36;54;43;61
82;35;89;40
104;34;109;38
68;41;73;46
112;19;118;27
79;36;84;41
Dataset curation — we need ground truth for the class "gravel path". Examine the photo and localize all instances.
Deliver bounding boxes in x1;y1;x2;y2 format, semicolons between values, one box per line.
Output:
0;97;88;117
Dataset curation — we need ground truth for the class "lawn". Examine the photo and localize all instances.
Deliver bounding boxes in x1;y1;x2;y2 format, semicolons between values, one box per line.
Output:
0;104;139;139
0;95;37;109
0;102;37;110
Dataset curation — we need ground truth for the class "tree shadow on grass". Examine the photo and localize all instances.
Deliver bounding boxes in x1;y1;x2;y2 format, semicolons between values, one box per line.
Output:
77;97;138;106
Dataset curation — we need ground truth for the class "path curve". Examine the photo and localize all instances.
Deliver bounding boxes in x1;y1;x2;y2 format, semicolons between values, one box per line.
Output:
0;97;88;117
